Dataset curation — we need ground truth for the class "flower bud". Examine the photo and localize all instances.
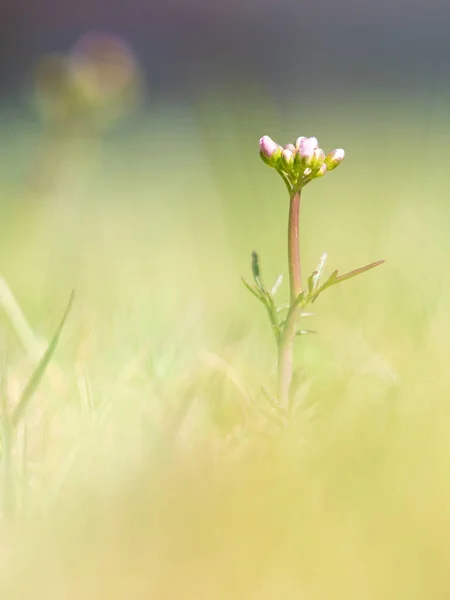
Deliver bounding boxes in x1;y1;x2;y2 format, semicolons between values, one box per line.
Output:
297;137;319;167
325;148;345;171
295;136;307;150
259;135;282;167
285;143;296;153
312;163;327;178
281;147;295;172
310;148;325;170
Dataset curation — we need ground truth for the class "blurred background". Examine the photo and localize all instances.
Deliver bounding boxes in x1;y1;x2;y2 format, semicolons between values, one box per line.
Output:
2;0;450;96
1;1;450;599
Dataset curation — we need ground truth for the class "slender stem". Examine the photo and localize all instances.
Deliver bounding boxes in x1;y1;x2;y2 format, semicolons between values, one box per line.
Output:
287;190;302;302
277;189;303;412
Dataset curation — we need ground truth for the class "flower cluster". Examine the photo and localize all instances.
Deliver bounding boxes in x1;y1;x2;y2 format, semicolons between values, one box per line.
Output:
259;135;345;191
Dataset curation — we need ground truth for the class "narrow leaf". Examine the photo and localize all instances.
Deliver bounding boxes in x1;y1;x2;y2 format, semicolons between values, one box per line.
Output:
262;291;280;341
271;274;283;296
334;260;385;283
251;251;261;287
311;269;338;300
311;260;384;303
292;291;306;309
242;278;264;301
307;272;316;296
11;291;75;429
312;252;327;291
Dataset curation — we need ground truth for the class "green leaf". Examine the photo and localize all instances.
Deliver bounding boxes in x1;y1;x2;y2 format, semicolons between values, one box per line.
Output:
243;277;280;342
333;260;385;284
262;290;280;342
307;272;316;296
251;251;261;286
242;278;264;301
311;260;385;303
292;291;306;309
11;291;75;429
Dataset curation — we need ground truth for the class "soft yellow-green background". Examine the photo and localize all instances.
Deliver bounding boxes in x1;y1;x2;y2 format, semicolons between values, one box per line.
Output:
1;90;450;598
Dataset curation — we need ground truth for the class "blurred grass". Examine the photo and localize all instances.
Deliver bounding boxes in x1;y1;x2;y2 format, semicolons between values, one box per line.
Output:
0;90;450;598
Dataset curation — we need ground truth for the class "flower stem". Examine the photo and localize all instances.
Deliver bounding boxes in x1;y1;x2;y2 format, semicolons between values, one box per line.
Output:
277;189;302;412
288;190;302;303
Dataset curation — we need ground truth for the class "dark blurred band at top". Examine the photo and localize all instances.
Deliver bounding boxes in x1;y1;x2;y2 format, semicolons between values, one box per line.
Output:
1;0;449;99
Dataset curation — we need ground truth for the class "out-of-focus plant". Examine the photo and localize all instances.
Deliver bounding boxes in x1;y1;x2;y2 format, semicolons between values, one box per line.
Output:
29;33;142;194
243;135;384;415
0;291;74;520
34;32;141;130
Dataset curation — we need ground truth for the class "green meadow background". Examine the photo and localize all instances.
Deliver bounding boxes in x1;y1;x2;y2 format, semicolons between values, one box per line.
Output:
1;87;450;598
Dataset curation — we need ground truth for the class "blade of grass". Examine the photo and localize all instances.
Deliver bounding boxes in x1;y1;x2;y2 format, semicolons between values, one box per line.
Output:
11;291;75;429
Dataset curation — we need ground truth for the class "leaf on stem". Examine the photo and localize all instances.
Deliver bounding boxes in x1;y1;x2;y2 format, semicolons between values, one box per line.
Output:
307;252;328;295
311;260;385;303
313;252;327;291
251;250;262;288
307;272;316;296
271;274;283;296
292;291;306;310
242;278;264;301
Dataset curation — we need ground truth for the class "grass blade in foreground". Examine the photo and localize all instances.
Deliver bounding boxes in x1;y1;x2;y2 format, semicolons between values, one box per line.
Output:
10;291;75;429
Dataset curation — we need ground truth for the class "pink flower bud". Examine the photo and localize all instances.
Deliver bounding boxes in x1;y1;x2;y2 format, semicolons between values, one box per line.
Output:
310;148;325;170
281;147;295;172
313;163;327;178
297;137;319;167
295;136;307;150
259;135;282;167
325;148;345;170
